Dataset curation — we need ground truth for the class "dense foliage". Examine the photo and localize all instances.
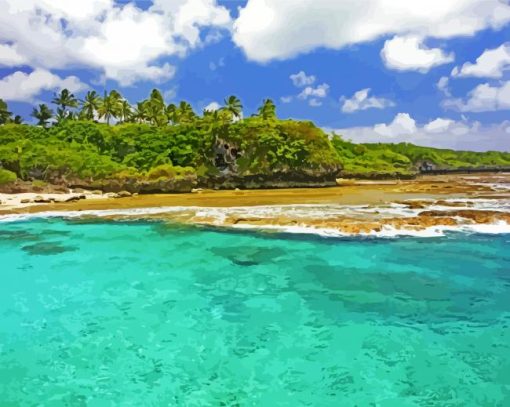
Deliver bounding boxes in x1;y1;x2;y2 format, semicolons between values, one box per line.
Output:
0;91;509;189
331;136;510;178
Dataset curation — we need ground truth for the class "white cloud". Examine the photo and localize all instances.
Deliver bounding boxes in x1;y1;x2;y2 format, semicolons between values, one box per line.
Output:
309;98;322;107
233;0;510;63
204;101;221;111
437;76;451;96
374;113;417;137
381;36;454;72
163;87;178;101
209;57;225;71
0;0;231;85
0;69;87;102
444;80;510;112
280;96;293;103
452;43;510;78
0;43;28;66
424;118;455;133
331;113;510;151
298;83;329;100
341;88;394;113
290;71;316;87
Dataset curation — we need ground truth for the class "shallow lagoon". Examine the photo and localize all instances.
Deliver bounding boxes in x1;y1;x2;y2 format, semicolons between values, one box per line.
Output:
0;218;509;405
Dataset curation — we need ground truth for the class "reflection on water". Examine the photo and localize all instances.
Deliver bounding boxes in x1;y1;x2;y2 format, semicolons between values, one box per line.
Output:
0;218;509;405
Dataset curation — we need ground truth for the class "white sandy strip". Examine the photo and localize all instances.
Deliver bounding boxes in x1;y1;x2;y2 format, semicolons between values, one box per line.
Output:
0;191;108;210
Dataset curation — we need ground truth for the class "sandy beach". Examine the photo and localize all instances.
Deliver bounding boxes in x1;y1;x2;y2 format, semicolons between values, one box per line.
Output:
1;173;509;238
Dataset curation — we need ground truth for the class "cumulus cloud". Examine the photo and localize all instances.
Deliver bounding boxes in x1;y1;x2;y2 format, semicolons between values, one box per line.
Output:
444;81;510;112
330;113;510;151
233;0;510;63
437;76;451;96
280;96;293;104
452;43;510;78
373;113;417;137
381;36;454;72
298;83;329;100
0;44;28;66
290;71;316;87
0;69;87;102
341;88;394;113
0;0;231;85
308;98;322;107
204;101;221;111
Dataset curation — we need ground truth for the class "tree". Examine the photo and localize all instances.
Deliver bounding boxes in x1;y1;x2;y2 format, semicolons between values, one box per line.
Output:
31;104;53;127
257;99;276;120
166;103;178;124
119;99;133;123
80;90;101;121
52;88;78;119
97;90;122;125
132;101;148;123
12;115;23;124
177;101;196;124
222;95;242;120
0;99;12;124
145;89;167;126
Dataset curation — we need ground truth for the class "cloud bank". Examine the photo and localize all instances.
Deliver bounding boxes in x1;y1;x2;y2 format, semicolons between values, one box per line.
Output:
331;113;510;151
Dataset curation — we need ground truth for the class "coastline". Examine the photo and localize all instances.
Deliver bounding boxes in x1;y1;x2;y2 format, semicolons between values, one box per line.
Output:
1;173;509;238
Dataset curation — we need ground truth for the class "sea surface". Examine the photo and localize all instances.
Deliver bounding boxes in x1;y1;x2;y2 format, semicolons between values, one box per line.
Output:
0;217;509;406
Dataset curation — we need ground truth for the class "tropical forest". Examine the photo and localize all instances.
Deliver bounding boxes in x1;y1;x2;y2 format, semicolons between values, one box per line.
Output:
1;88;510;192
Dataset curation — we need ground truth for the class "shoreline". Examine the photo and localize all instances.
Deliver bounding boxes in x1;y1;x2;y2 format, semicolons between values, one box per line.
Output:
1;173;509;238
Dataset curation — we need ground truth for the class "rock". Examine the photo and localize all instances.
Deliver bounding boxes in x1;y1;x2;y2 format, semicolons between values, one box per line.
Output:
20;198;31;204
132;193;139;197
72;188;86;193
64;196;81;202
336;178;357;186
191;188;204;194
91;190;103;195
116;190;132;198
407;201;426;210
33;195;51;203
105;192;117;198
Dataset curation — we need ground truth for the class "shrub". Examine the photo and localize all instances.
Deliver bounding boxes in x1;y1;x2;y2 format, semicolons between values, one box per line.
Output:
0;168;17;185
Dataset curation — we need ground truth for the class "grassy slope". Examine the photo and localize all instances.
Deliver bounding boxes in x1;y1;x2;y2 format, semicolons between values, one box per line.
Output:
332;137;510;178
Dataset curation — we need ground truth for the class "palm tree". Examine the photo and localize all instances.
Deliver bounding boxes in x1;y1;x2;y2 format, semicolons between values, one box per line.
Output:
119;99;133;123
80;90;101;121
52;88;78;119
257;99;276;120
177;101;196;124
0;99;12;124
31;104;53;127
97;90;122;125
132;101;148;124
145;89;167;126
55;108;68;124
12;115;23;124
166;103;178;124
222;95;243;121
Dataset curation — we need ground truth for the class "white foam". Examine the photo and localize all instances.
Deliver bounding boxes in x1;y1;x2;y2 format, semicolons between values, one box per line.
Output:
1;200;509;238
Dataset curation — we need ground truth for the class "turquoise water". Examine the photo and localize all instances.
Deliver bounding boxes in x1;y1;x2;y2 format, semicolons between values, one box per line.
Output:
0;218;509;406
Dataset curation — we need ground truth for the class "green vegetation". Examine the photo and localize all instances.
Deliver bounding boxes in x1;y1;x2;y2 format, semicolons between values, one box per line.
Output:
332;137;510;178
0;91;509;191
0;168;17;185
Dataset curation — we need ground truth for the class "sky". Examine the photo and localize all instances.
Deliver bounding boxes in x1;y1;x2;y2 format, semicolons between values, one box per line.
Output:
0;0;510;151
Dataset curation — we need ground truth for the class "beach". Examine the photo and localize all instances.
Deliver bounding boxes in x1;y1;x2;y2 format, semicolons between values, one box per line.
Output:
2;173;509;238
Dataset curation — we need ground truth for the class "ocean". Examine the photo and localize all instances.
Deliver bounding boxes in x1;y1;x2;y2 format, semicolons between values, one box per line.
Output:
0;217;509;405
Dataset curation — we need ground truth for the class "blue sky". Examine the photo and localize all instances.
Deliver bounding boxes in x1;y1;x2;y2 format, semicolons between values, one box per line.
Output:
0;0;509;150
